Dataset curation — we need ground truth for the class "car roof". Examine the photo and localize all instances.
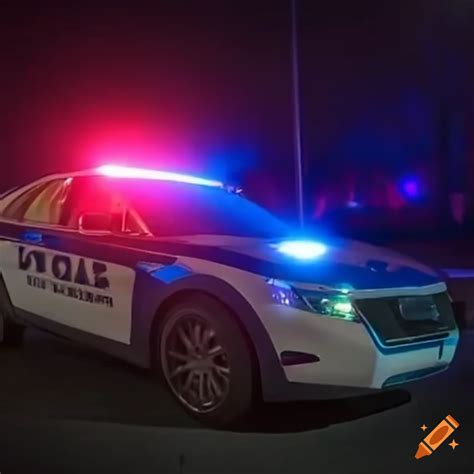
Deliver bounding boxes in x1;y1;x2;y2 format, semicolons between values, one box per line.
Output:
0;166;226;212
37;166;224;187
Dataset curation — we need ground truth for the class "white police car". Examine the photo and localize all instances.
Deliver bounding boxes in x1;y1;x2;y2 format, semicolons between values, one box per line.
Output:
0;165;459;426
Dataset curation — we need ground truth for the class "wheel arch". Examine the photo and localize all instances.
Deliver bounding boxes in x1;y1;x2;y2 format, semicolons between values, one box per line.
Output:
149;288;258;371
145;274;287;401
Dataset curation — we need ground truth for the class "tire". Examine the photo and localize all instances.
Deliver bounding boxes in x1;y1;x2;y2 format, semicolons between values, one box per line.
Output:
0;314;25;347
0;277;25;347
156;293;256;427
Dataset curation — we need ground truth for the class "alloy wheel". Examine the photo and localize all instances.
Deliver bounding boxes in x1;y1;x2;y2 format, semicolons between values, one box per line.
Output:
162;314;231;413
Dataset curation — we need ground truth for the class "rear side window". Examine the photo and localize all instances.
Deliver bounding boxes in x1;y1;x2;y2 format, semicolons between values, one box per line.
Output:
2;183;50;220
23;179;70;224
2;179;69;224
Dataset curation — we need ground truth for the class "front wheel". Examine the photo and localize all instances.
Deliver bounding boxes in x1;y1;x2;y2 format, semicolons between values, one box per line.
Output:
157;294;256;427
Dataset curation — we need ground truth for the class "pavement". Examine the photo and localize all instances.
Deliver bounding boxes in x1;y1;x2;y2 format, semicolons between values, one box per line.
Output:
0;325;472;474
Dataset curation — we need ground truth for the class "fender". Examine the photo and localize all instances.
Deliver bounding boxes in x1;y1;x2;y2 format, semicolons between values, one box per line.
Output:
131;271;288;400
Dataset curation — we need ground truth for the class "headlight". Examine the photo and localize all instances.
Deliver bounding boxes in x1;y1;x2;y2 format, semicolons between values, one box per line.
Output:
267;279;360;322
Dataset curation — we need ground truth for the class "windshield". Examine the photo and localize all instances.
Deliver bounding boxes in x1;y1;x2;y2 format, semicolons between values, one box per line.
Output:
112;179;290;238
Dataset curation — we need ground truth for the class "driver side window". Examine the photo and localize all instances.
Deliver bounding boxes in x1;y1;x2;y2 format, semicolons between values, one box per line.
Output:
60;177;126;233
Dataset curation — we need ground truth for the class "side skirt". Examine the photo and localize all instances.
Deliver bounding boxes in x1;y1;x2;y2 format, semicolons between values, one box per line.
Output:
12;307;146;368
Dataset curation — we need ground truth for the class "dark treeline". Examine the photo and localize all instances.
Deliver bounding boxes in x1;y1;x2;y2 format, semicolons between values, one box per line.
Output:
1;0;473;236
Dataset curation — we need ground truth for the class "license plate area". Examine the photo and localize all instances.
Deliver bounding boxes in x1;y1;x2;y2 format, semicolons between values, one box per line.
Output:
398;296;440;322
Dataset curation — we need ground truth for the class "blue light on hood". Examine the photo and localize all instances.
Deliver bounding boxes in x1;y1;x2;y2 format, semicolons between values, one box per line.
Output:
275;240;327;260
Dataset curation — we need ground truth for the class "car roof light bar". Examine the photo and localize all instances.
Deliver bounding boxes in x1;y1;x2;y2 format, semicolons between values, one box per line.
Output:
97;164;223;188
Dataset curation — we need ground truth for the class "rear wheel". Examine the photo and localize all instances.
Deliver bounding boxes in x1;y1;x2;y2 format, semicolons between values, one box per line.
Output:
157;294;256;427
0;281;25;347
0;302;25;346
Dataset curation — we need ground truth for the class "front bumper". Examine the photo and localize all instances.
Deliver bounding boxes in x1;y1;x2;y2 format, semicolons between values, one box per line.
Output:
256;300;459;401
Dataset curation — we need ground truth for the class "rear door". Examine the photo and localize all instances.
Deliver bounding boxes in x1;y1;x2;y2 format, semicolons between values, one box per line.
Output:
0;176;139;344
0;178;73;322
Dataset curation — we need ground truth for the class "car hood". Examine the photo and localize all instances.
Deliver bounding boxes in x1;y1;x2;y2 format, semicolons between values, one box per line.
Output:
163;235;441;290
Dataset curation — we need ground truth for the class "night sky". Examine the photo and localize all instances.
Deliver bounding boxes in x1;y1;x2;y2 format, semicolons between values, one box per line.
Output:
1;0;474;224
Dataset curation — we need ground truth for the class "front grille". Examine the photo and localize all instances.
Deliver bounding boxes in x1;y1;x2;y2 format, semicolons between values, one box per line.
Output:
355;292;456;346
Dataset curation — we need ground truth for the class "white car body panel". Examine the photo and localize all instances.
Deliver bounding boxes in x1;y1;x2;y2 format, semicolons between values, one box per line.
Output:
0;241;135;344
171;252;457;388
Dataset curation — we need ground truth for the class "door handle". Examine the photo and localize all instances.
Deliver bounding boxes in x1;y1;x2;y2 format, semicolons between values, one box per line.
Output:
22;230;44;245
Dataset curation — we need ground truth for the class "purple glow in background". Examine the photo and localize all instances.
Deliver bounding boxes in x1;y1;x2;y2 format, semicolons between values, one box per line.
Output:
401;177;421;199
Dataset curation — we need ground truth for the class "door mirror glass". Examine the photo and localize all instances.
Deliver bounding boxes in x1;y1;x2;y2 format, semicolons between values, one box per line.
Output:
78;212;113;235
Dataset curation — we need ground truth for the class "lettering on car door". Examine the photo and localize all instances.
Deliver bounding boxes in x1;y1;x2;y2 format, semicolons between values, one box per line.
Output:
1;242;135;344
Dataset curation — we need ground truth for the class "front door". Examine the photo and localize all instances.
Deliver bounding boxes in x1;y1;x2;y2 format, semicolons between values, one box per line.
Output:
0;177;136;344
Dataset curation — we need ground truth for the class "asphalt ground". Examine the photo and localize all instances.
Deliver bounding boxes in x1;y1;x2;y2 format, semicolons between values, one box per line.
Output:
0;323;472;474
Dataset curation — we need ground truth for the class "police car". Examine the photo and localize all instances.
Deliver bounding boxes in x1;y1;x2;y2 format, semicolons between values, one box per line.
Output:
0;165;459;426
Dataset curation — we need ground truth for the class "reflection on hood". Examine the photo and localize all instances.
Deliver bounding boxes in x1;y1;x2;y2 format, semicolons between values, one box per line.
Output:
168;234;441;290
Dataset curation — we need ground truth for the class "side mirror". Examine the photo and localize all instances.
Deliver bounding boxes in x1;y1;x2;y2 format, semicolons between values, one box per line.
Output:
78;212;113;235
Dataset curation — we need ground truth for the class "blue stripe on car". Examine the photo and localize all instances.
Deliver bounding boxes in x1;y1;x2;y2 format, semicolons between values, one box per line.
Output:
0;221;441;290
